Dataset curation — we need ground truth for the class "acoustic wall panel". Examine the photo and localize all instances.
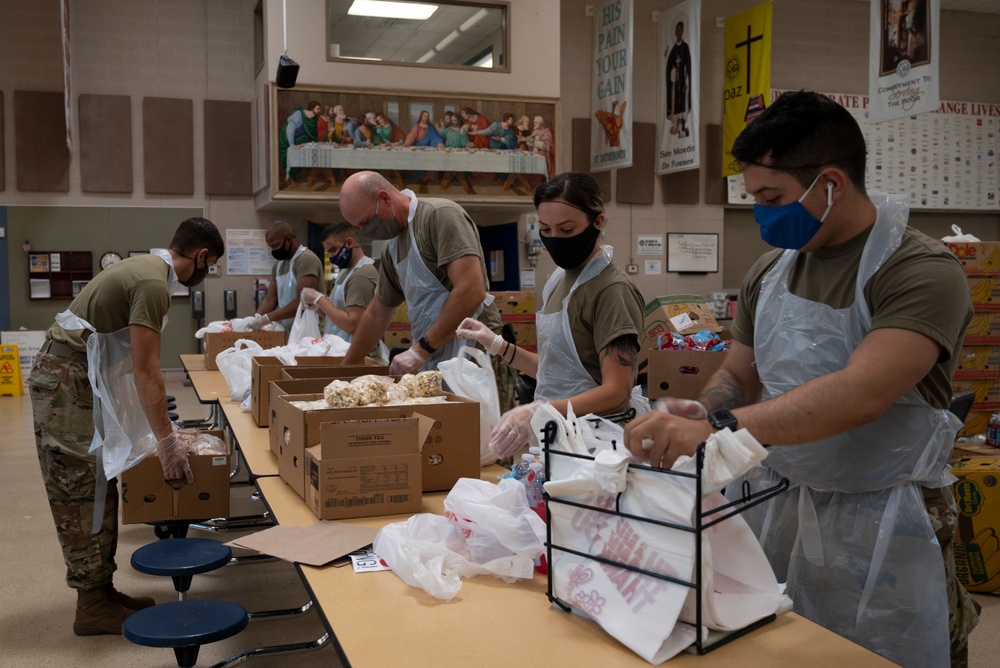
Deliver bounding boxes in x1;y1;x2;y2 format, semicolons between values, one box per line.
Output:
143;97;194;195
704;124;726;205
79;94;132;193
204;100;252;196
571;118;612;197
615;122;655;205
14;91;69;192
0;91;4;191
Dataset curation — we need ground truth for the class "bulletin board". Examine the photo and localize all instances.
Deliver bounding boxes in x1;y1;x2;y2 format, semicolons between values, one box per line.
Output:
727;91;1000;211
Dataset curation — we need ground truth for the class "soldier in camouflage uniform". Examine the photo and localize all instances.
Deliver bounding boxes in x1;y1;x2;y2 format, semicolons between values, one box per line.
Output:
29;217;224;635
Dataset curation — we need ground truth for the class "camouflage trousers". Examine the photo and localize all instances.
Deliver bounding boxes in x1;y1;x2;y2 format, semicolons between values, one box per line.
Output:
925;485;982;668
29;351;119;591
492;353;517;414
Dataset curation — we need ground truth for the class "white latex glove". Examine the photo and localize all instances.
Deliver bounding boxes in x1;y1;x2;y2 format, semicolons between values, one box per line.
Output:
389;345;430;375
653;397;707;419
456;317;504;355
156;429;194;489
246;313;270;332
490;402;543;459
300;287;325;311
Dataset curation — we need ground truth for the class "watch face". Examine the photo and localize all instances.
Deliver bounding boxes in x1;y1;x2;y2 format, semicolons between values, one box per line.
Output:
708;409;738;431
100;251;122;269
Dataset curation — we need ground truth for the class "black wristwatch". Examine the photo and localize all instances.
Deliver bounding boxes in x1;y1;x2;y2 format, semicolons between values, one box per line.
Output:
418;335;437;355
707;409;738;432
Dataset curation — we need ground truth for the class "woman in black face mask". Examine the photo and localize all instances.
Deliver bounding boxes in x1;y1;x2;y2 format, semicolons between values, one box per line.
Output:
457;172;646;459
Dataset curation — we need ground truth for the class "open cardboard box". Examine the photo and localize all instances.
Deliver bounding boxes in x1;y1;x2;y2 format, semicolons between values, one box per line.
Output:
270;392;479;499
305;416;433;520
251;356;387;427
203;330;285;370
951;457;1000;593
647;349;727;400
120;429;231;524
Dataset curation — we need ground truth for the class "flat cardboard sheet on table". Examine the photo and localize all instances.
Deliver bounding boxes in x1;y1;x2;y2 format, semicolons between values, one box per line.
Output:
227;521;378;566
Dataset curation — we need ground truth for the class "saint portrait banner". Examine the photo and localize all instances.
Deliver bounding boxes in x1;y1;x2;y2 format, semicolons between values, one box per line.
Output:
656;0;700;175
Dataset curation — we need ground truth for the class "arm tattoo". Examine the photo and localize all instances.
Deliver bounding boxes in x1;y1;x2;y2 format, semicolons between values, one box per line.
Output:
699;371;747;412
600;336;640;372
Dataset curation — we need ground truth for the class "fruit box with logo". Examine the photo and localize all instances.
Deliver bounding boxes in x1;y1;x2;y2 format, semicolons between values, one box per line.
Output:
945;241;1000;275
951;457;1000;592
955;345;1000;379
270;393;479;499
641;295;722;363
203;330;285;370
305;417;432;520
965;313;1000;344
251;356;387;427
967;276;1000;311
120;430;230;524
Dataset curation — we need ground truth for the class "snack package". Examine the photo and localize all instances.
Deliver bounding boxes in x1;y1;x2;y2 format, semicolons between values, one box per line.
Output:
350;375;396;405
324;380;360;409
412;370;443;398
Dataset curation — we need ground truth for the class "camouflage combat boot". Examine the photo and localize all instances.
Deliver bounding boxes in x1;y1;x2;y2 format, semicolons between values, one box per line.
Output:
73;588;132;636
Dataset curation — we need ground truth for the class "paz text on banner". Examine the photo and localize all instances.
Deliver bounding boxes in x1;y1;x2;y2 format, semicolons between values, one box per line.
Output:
722;1;771;177
869;0;939;123
591;0;634;172
656;0;701;175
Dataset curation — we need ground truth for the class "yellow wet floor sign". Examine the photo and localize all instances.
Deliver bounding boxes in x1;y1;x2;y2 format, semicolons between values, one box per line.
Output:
0;344;23;396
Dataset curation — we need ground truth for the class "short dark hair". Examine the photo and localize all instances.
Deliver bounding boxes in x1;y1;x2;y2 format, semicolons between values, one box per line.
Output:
170;217;224;258
320;221;360;243
731;90;868;190
533;172;604;222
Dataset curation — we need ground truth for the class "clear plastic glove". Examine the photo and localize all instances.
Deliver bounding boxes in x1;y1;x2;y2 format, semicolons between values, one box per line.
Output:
653;397;707;419
490;402;542;459
300;287;325;311
156;429;194;489
389;345;429;375
456;317;504;355
246;313;270;331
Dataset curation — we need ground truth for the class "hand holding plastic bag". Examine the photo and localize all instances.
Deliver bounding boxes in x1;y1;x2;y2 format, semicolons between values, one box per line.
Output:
440;346;502;465
490;401;542;458
246;313;269;331
455;317;504;355
300;287;325;310
288;302;321;341
156;427;194;489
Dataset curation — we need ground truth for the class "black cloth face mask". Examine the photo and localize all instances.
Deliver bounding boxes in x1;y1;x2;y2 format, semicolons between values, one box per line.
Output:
540;223;601;269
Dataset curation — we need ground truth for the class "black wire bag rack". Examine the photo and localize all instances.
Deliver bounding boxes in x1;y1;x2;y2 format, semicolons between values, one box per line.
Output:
540;419;790;656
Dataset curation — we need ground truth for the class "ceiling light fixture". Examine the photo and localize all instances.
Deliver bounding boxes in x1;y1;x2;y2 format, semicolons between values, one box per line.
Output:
348;0;439;21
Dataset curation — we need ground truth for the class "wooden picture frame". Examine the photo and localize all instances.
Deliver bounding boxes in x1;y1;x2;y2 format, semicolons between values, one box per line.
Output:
271;85;559;204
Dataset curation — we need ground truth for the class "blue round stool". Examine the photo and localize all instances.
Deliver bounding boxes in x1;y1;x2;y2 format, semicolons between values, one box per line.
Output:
123;599;248;667
131;538;232;600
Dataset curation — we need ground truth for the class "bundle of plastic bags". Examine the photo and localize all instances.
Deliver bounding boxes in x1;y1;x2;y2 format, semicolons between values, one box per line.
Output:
535;403;789;664
215;334;351;409
372;477;546;600
195;316;283;338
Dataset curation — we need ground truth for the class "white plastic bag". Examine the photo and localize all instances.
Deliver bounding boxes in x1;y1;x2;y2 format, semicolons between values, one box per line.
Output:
941;224;980;242
439;346;501;465
373;478;545;600
216;339;264;403
288;302;321;342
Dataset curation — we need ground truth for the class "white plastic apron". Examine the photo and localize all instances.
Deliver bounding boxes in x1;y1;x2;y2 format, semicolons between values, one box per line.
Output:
276;245;307;329
389;212;492;371
325;256;389;363
730;193;958;667
55;250;176;532
534;246;612;401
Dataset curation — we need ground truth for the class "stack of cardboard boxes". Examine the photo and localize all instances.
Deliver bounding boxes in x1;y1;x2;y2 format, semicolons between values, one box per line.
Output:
642;295;726;400
947;241;1000;437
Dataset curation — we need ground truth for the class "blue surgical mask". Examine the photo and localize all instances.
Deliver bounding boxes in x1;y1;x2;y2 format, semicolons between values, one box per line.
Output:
753;174;834;250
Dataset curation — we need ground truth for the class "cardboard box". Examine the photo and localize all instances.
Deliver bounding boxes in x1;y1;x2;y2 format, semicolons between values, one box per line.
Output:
491;291;537;320
647;349;727;400
968;276;1000;311
955;346;1000;379
960;410;992;438
120;430;231;524
270;393;480;498
383;329;413;351
391;302;410;324
203;330;285;370
952;377;1000;410
966;313;1000;344
304;417;431;520
510;322;537;351
951;457;1000;592
945;241;1000;275
640;295;723;370
251;356;387;427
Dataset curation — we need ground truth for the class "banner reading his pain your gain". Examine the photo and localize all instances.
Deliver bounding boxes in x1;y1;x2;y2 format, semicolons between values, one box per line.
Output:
591;0;633;172
722;1;771;177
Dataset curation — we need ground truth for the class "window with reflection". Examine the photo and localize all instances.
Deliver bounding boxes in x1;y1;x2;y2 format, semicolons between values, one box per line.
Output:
327;0;509;71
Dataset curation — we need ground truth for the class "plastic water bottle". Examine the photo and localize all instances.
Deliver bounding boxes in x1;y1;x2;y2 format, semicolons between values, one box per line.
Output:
529;446;543;464
500;453;535;481
525;462;548;574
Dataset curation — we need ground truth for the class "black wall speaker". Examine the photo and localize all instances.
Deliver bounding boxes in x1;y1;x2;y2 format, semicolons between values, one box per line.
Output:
275;54;299;89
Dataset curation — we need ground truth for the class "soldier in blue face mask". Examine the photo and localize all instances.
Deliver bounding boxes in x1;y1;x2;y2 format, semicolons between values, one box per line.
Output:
457;172;646;459
300;222;389;363
623;91;979;667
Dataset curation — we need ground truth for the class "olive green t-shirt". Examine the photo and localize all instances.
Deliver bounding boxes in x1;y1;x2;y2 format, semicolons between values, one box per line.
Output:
375;197;502;332
732;225;971;409
541;257;645;384
48;254;173;352
336;261;378;309
270;246;326;296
